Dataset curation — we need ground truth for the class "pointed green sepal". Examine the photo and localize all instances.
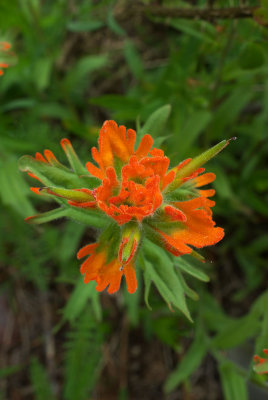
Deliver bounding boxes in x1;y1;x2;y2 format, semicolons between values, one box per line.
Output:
166;138;234;193
190;250;205;263
143;239;192;321
60;138;87;175
25;206;108;228
25;207;69;224
39;187;94;203
175;258;209;282
18;155;94;189
119;222;141;265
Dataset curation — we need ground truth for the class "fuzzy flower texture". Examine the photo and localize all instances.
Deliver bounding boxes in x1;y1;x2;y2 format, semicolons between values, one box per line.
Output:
22;120;229;294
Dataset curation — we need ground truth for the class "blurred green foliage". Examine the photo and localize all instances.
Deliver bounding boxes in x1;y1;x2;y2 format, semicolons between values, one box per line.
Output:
0;0;267;399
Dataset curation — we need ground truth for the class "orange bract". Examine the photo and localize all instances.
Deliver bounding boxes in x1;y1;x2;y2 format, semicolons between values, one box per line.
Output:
156;196;224;257
77;242;137;294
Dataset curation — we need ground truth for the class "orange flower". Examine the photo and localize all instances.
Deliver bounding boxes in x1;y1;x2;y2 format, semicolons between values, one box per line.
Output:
22;119;228;295
77;242;137;294
82;120;174;224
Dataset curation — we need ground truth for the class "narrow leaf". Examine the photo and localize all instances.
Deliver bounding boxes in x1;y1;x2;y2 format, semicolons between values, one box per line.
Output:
144;240;192;320
176;257;209;282
164;324;207;392
139;104;171;139
62;280;101;323
25;207;69;224
167;139;233;193
219;361;248;400
61;138;87;175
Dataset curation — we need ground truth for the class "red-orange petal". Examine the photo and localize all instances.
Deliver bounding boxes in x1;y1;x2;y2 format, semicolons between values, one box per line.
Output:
199;189;215;198
124;263;137;293
86;161;104;180
194;172;216;187
35;152;47;163
135;134;153;159
164;205;187;222
30;187;41;195
77;243;98;259
44;149;58;164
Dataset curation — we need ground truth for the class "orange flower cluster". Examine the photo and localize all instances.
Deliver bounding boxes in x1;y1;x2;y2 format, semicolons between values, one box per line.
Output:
26;120;225;294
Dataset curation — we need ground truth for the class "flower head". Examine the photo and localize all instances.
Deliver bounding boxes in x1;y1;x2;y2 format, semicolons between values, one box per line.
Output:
20;119;229;299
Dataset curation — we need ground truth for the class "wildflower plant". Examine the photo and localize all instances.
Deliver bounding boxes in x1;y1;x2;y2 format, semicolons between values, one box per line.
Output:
19;108;230;319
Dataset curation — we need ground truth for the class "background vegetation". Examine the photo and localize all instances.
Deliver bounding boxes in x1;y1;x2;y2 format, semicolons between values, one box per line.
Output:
0;0;267;399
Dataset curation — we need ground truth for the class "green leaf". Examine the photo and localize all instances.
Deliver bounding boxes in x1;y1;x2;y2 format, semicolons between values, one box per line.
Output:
255;291;268;354
60;139;87;175
25;207;69;224
33;58;53;91
40;186;93;202
175;110;212;158
239;43;265;70
123;39;144;80
90;95;141;119
211;166;234;199
0;98;36;112
143;240;192;320
58;221;85;263
64;313;103;400
139;104;171;139
64;55;108;90
18;155;94;189
62;280;102;323
165;19;216;43
175;269;199;301
0;157;35;217
218;361;248;400
208;87;254;137
67;20;104;32
176;257;210;282
212;313;260;350
27;206;108;229
141;253;152;310
164;323;207;392
66;207;109;229
30;358;56;400
166;138;231;193
201;293;232;332
107;9;126;36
